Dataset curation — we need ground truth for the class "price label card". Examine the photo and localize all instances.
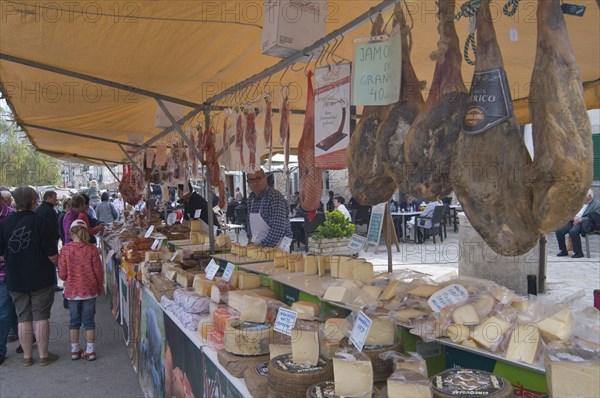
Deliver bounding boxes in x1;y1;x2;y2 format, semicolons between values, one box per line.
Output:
166;213;176;226
103;249;115;266
222;262;235;282
205;259;219;280
428;284;469;312
194;209;202;219
151;239;163;251
350;311;372;352
144;225;155;238
348;234;367;251
278;237;292;252
273;308;298;336
170;250;181;261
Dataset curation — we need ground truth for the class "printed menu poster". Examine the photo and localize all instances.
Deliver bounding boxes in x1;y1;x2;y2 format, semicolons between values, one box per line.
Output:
314;63;351;169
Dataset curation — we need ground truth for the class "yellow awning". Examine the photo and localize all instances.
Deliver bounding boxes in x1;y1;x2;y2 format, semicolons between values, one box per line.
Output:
1;0;598;165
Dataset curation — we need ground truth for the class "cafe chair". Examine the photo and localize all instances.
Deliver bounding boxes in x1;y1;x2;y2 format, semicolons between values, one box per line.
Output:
415;205;445;244
583;229;600;258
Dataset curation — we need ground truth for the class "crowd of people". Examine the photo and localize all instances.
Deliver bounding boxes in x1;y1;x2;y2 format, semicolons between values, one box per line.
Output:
0;186;109;366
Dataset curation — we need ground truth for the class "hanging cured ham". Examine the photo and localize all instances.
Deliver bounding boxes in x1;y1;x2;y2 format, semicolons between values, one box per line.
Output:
451;0;537;256
120;164;144;206
204;125;226;209
245;109;258;169
188;128;198;178
346;13;397;206
376;4;425;196
279;95;291;172
402;0;467;200
264;97;273;170
235;112;245;168
529;0;593;233
298;71;322;212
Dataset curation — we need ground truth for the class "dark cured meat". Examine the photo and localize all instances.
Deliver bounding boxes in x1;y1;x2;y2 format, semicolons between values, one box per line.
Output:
402;0;467;201
376;4;425;197
529;0;593;233
235;113;244;168
264;98;273;167
204;126;226;209
451;0;537;256
245;110;257;168
279;97;291;171
346;13;397;206
119;164;143;206
298;71;322;212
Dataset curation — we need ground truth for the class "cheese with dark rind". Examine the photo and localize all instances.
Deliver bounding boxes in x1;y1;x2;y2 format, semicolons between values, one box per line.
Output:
268;354;333;398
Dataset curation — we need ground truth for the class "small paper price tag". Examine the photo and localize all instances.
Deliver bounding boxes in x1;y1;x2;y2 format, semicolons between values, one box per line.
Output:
350;311;372;352
273;308;298;336
194;209;202;219
348;234;367;251
205;259;219;280
278;237;292;252
151;239;163;251
428;284;469;312
144;225;155;238
103;249;115;266
170;250;181;261
509;28;519;42
222;263;235;282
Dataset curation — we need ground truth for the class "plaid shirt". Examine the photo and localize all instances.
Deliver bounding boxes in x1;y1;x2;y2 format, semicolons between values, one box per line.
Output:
248;187;292;247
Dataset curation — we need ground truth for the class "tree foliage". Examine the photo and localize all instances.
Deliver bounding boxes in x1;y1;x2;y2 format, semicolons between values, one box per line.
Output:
312;210;355;239
0;119;60;187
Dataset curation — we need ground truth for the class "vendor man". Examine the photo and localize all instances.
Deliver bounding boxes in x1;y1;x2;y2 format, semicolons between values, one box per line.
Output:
177;182;220;229
247;169;292;247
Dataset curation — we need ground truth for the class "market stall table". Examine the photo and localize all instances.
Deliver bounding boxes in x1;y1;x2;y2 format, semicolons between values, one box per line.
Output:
449;205;463;232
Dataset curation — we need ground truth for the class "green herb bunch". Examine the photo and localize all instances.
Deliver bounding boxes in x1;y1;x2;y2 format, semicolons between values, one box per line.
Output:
312;210;354;239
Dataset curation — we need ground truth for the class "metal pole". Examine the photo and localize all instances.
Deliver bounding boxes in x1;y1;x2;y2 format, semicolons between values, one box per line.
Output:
155;99;205;163
538;235;546;293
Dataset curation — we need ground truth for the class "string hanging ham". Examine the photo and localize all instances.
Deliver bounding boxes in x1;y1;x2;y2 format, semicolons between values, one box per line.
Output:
402;0;468;200
119;164;144;206
347;13;398;206
298;71;322;212
245;108;258;169
376;4;425;198
451;0;538;256
528;0;593;234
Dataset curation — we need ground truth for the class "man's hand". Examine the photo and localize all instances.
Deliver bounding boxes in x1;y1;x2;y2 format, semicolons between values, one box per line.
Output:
573;216;582;225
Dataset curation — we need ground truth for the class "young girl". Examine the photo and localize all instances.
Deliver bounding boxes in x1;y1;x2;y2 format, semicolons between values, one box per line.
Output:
58;219;104;361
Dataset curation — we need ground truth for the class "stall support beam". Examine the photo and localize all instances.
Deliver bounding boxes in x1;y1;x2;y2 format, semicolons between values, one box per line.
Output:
155;99;205;164
118;144;144;176
103;161;121;183
20;122;142;148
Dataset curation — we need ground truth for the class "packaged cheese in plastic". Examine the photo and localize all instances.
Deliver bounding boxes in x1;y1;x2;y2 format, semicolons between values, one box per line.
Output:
333;347;373;398
379;351;428;377
545;339;600;398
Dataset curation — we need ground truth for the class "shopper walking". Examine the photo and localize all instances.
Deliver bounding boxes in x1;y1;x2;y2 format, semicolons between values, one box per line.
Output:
0;186;59;366
58;219;103;361
95;192;118;224
0;188;18;365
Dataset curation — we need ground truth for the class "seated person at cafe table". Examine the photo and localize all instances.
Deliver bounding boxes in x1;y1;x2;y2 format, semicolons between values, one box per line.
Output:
246;169;292;247
555;189;600;258
400;194;421;212
177;182;221;229
333;195;351;221
408;200;441;243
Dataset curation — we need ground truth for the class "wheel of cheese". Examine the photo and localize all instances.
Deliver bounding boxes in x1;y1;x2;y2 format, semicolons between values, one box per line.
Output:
340;337;402;382
430;369;513;398
244;362;269;398
224;321;273;356
217;349;270;377
306;381;380;398
268;354;333;398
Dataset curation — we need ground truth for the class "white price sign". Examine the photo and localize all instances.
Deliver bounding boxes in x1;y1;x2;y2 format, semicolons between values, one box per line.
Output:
151;239;163;251
428;284;469;312
273;308;298;336
170;250;181;261
222;262;235;282
144;225;155;238
278;237;292;252
347;234;367;251
194;209;202;219
350;311;372;352
205;259;220;280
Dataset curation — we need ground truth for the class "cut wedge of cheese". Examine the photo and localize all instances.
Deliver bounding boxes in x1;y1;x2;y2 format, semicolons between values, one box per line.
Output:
362;285;382;300
238;273;261;289
333;350;373;398
291;301;320;320
538;308;574;342
505;323;540;364
323;286;349;303
304;255;318;275
323;318;351;342
407;284;441;298
380;280;401;300
365;316;395;346
473;316;511;352
452;304;480;325
269;344;292;360
291;327;319;366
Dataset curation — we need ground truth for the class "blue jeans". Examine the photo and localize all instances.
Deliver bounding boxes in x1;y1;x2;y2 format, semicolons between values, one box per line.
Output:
67;298;97;331
0;282;18;357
